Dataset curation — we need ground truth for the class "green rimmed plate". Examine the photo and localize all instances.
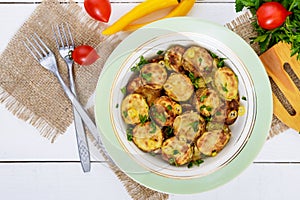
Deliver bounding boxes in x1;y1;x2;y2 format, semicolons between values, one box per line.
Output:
94;17;272;194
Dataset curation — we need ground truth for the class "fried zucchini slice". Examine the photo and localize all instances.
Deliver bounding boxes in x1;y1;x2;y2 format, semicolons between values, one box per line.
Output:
126;76;143;94
193;88;222;117
121;94;149;125
163;73;194;102
140;63;168;90
214;66;238;100
209;98;239;125
192;145;202;161
161;136;193;166
154;96;182;116
173;111;206;144
164;45;185;72
149;104;169;127
196;129;231;156
135;86;161;106
150;96;182;127
182;46;213;77
132;122;163;152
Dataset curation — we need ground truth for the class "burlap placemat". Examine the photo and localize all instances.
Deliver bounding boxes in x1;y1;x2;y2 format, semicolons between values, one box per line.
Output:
0;1;290;199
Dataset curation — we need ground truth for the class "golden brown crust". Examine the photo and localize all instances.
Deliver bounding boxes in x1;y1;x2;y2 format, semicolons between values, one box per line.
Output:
133;122;163;152
121;94;149;124
164;45;185;72
161;136;193;166
196;129;231;156
182;46;213;77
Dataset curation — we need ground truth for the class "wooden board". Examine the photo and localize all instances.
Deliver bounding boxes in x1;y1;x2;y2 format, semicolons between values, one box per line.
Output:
260;42;300;132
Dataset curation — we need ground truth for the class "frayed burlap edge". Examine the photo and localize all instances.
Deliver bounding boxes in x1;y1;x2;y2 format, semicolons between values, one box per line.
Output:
0;87;61;141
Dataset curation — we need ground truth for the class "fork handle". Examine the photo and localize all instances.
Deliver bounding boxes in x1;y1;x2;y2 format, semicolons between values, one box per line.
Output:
54;71;104;151
67;64;91;173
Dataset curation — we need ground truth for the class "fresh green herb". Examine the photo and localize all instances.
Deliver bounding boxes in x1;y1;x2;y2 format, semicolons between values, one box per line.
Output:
190;121;199;132
242;96;247;101
216;111;222;116
209;51;218;58
123;111;128;118
222;83;228;92
149;152;156;156
235;0;300;59
116;104;119;108
141;72;152;82
121;87;126;95
131;56;149;72
200;95;207;102
188;72;201;89
126;126;134;141
152;106;167;123
187;159;204;168
139;114;148;125
217;58;226;68
206;106;212;112
205;116;212;122
149;122;157;134
173;149;180;155
200;105;206;111
169;158;177;166
199;57;203;64
156;50;164;55
157;113;166;123
164;126;174;138
166;105;172;111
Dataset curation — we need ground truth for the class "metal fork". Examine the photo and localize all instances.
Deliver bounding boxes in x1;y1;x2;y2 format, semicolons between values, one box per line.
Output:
23;33;100;172
52;24;91;173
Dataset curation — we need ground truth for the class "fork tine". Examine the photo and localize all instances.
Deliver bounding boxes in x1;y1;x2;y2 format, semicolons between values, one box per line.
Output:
52;25;60;48
23;39;40;61
61;23;69;48
53;23;74;48
65;23;75;47
32;33;50;56
55;24;65;48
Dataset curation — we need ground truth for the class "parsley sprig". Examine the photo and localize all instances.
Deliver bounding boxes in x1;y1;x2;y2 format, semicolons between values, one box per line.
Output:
235;0;300;60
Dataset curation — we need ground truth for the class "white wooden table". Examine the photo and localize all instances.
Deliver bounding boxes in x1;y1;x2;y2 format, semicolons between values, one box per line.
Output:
1;1;300;199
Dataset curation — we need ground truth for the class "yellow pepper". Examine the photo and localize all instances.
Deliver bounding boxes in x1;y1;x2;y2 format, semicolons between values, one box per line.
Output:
123;0;196;31
102;0;180;35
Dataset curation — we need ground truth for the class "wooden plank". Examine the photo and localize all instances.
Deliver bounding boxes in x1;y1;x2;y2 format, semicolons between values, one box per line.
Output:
0;162;299;199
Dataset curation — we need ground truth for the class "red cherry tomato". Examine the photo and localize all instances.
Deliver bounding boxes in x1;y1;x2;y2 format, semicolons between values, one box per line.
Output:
72;45;100;66
84;0;111;23
256;2;292;30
